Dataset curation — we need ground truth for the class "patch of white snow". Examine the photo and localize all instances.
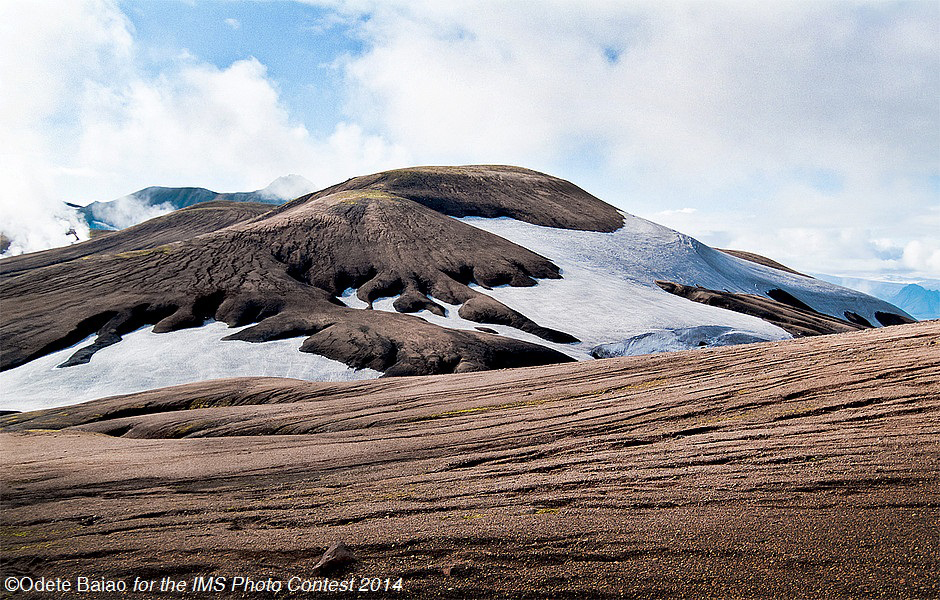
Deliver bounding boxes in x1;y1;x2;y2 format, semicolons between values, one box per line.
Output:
0;321;380;413
338;287;370;309
592;326;771;358
456;216;908;346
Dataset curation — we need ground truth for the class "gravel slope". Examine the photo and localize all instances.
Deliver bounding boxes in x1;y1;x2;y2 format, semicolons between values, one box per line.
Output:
2;321;937;598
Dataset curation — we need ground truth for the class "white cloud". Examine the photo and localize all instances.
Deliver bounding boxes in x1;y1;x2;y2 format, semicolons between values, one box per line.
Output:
257;174;316;201
0;0;408;255
903;240;940;275
84;193;177;231
2;0;936;280
329;2;937;179
224;18;241;30
317;0;939;278
0;0;130;253
66;38;408;199
0;155;89;255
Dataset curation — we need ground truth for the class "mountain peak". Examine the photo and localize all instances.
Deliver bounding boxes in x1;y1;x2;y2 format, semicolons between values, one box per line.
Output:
257;174;315;201
286;164;626;232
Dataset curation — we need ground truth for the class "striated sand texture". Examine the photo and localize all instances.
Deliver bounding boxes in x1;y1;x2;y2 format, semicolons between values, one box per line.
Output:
2;321;938;598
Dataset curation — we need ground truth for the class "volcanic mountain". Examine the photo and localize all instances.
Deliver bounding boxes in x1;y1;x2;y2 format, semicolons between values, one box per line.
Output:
0;165;912;411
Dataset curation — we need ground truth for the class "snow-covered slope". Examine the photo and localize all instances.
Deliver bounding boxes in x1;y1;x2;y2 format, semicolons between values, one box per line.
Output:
463;215;907;323
389;214;905;358
341;275;790;361
334;213;806;361
0;322;379;412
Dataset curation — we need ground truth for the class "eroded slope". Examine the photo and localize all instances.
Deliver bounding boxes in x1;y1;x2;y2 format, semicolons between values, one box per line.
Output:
1;177;581;376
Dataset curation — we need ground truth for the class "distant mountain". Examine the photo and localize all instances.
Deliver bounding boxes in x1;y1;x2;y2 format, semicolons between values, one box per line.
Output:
813;275;940;320
889;284;940;320
77;174;315;231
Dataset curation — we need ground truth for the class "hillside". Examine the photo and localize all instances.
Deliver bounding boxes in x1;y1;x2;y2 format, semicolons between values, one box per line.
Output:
0;166;913;412
2;321;937;598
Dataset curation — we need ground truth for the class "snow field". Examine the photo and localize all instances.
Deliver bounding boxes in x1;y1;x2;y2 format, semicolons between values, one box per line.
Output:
0;321;380;412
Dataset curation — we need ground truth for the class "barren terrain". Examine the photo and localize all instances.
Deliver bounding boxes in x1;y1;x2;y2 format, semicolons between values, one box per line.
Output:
2;321;938;598
1;165;910;388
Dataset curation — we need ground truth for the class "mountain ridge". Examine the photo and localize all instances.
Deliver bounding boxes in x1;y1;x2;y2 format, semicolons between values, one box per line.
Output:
76;174;314;231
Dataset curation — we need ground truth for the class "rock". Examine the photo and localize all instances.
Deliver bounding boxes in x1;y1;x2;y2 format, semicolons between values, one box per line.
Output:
458;294;578;343
393;291;446;316
475;327;498;334
441;562;472;577
875;311;916;326
312;541;356;575
655;280;864;337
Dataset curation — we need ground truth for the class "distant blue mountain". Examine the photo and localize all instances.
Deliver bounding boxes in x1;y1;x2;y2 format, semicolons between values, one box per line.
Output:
76;175;314;231
813;275;940;320
889;284;940;321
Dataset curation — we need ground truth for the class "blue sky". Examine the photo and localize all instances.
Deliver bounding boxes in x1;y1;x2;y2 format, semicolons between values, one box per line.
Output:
1;0;938;279
123;1;356;136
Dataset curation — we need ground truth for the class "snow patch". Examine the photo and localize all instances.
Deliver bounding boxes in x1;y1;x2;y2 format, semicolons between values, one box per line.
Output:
458;216;908;343
338;287;370;309
0;321;380;413
592;326;772;358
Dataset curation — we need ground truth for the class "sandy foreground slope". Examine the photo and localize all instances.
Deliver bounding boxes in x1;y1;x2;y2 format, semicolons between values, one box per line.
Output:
2;322;939;599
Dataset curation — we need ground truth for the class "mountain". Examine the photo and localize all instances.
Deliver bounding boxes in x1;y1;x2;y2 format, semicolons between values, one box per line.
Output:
890;283;940;320
76;174;315;231
0;165;913;411
1;166;933;597
813;274;940;320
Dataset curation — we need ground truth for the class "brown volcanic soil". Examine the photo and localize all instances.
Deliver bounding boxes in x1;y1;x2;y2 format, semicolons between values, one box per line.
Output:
2;322;938;599
1;169;586;375
717;249;810;277
277;165;625;232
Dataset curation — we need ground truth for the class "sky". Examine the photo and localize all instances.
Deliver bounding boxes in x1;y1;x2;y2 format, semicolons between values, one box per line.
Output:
1;0;938;280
